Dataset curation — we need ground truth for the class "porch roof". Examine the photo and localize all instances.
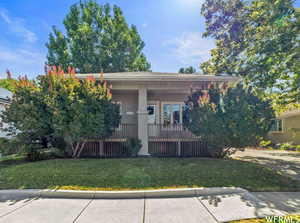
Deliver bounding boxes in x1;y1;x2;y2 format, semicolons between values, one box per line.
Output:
76;72;239;82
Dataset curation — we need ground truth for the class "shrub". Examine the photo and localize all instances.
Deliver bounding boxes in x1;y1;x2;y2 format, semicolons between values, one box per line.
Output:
275;142;300;151
279;142;295;151
1;66;121;158
259;140;272;148
24;144;45;162
0;137;23;155
124;138;142;157
50;137;69;157
184;83;275;158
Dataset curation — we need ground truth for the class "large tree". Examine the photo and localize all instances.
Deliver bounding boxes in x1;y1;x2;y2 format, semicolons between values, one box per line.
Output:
1;67;121;158
201;0;300;105
185;83;274;158
46;1;151;73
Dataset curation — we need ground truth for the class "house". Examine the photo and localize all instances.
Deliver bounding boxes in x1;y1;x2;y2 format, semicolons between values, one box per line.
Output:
77;72;238;157
0;87;12;138
268;109;300;145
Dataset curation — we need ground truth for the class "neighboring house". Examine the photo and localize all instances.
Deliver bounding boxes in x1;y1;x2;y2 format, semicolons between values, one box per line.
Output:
0;88;12;138
77;72;238;157
268;109;300;145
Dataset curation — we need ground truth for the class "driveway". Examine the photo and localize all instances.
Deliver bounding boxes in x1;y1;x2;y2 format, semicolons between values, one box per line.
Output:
233;149;300;181
0;189;300;223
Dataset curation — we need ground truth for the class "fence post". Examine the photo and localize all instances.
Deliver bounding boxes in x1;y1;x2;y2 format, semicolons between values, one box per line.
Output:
177;141;181;157
99;141;104;157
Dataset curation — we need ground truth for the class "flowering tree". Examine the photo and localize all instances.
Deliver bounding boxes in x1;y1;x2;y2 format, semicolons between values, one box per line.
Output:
184;83;275;158
1;66;121;158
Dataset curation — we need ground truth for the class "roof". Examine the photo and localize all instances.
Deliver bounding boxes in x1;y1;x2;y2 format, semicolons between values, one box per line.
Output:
0;88;12;101
76;72;239;82
279;109;300;119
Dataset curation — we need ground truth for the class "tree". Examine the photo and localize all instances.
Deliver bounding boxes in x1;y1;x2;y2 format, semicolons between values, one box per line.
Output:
178;66;197;74
46;1;151;73
201;0;299;104
1;76;53;151
184;83;275;158
0;70;18;92
1;66;121;158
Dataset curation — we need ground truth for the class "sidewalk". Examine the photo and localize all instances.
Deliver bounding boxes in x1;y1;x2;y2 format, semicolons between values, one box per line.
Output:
0;188;299;223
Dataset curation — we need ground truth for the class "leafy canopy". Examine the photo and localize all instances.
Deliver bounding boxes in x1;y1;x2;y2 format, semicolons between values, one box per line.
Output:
46;1;151;73
178;66;197;74
184;83;275;157
1;66;121;158
0;70;17;92
201;0;300;105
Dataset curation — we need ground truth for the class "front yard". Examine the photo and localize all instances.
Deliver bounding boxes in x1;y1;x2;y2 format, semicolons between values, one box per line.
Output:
0;157;299;191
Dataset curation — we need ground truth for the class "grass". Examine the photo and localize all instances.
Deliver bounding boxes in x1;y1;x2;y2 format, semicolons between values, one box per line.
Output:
229;215;300;222
0;157;300;191
0;154;26;164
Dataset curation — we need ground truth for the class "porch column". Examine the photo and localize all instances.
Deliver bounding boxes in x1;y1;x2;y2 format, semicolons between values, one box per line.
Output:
138;87;149;156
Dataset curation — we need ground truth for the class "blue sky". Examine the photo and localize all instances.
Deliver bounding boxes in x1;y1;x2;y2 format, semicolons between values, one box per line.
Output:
0;0;299;78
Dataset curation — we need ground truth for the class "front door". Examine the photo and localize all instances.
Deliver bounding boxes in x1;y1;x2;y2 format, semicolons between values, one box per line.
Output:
147;104;158;137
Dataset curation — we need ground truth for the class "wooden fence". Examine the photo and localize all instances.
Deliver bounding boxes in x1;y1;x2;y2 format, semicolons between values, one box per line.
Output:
80;141;129;158
149;141;209;157
80;141;209;158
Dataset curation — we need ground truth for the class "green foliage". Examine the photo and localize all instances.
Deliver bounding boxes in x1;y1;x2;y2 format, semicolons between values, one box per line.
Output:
1;76;54;152
0;79;17;92
124;138;142;157
178;66;197;74
1;66;121;158
201;0;300;105
0;137;23;155
24;144;45;162
46;1;151;73
259;140;272;148
279;142;295;151
273;142;300;151
185;83;275;158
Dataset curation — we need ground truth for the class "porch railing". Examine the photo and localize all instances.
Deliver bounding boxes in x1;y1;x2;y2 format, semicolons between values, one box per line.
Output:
110;124;138;139
107;123;197;139
148;124;198;139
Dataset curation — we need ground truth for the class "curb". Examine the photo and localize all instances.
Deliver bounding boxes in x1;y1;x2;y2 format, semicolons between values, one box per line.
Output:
0;187;248;199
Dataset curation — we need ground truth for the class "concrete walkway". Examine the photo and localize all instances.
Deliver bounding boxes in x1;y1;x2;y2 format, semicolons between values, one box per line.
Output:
0;189;299;223
233;149;300;181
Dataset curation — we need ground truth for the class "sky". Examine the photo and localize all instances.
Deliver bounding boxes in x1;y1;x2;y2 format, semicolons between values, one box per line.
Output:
0;0;299;78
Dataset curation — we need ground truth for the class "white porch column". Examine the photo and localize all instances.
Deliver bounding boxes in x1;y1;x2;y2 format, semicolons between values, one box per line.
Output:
138;87;149;156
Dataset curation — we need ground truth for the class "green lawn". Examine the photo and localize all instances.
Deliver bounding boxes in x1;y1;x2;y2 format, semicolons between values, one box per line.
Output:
0;157;299;191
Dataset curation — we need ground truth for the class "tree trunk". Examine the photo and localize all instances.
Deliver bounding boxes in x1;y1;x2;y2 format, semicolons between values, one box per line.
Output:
76;141;86;158
71;142;81;158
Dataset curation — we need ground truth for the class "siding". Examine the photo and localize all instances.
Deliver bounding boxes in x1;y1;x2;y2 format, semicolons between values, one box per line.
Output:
112;91;138;125
268;115;300;145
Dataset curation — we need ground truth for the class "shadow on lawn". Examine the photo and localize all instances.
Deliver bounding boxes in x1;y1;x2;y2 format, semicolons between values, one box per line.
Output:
239;156;300;182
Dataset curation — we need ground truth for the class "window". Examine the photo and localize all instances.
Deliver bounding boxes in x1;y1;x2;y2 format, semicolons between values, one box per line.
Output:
112;101;122;130
270;119;283;132
147;104;156;124
162;102;184;126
